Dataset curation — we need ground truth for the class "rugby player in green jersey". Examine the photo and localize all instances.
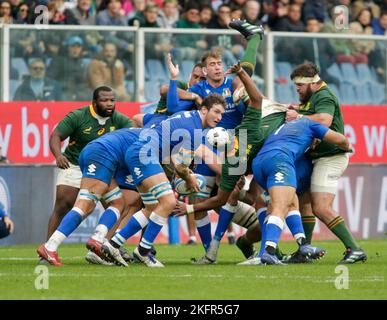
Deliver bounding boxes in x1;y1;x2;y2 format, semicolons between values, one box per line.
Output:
45;86;134;264
285;62;367;264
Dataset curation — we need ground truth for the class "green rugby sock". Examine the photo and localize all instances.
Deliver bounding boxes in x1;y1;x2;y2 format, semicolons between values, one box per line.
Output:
302;215;316;244
328;216;359;249
241;34;261;76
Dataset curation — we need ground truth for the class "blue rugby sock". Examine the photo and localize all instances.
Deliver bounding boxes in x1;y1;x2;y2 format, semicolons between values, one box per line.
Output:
286;210;306;245
257;208;267;257
111;210;149;247
214;203;238;242
265;215;284;252
57;207;84;237
195;215;212;251
92;207;121;242
138;212;167;256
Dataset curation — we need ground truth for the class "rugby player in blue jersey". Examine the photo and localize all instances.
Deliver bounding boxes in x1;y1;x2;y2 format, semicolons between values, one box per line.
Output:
252;118;352;265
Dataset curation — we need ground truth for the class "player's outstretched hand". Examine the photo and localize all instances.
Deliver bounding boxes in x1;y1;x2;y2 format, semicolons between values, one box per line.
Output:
173;200;188;217
285;109;299;122
167;52;179;80
225;61;242;75
56;154;70;169
4;216;14;234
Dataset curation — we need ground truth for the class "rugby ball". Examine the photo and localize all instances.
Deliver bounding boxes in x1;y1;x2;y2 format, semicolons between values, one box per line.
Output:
173;174;207;196
206;127;230;148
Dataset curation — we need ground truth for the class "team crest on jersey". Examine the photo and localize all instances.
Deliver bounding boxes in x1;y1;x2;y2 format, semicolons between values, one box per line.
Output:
222;88;231;98
110;126;116;132
83;126;92;134
97;128;105;135
205;89;211;95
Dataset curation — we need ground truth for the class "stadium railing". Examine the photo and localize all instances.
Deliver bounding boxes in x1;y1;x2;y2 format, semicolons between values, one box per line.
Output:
1;25;386;105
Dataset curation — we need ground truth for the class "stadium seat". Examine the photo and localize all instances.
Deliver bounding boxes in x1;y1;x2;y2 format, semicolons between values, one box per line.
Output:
144;80;161;102
125;80;134;95
339;63;358;84
275;83;294;104
11;58;29;80
355;64;373;84
339;82;356;104
9;79;21;100
328;83;340;99
370;83;386;104
276;62;293;78
180;60;195;81
354;83;372;105
326;63;343;83
146;59;167;82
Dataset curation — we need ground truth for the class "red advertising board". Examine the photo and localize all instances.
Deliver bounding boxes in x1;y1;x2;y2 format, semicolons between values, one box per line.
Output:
342;105;387;163
0;101;142;163
1;102;387;163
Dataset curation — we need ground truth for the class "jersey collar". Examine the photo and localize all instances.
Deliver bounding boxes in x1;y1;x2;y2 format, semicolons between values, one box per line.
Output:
89;104;110;125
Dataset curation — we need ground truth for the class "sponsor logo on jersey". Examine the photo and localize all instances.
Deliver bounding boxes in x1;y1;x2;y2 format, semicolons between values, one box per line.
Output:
98;128;106;135
134;167;143;178
83;126;92;134
274;172;284;183
125;175;134;185
87;164;97;175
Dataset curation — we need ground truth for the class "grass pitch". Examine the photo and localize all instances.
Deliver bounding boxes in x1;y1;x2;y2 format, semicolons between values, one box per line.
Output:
0;239;385;300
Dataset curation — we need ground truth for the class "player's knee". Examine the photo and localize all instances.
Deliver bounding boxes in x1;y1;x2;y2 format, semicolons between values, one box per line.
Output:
159;195;176;213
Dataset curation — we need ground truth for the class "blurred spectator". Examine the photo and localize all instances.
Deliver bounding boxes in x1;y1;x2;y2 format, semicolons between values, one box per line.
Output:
129;1;158;26
0;0;14;24
302;0;326;23
14;3;29;24
207;4;231;29
0;201;14;239
12;30;45;59
0;146;9;164
46;36;90;101
174;1;208;60
199;4;214;28
372;10;387;35
9;0;21;19
127;0;146;22
87;42;131;101
64;0;96;25
44;34;64;59
349;8;375;63
351;0;380;20
230;5;242;20
14;58;63;101
157;0;179;28
225;0;247;10
97;0;127;25
46;0;66;24
122;0;134;16
242;0;262;25
137;2;173;59
381;0;387;12
321;6;354;61
207;3;242;66
260;0;275;26
303;17;340;86
271;3;305;31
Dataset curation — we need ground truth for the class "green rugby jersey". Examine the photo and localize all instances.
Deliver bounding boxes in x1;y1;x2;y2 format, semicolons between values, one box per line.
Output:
220;107;285;191
154;81;188;115
55;105;132;165
298;82;345;159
